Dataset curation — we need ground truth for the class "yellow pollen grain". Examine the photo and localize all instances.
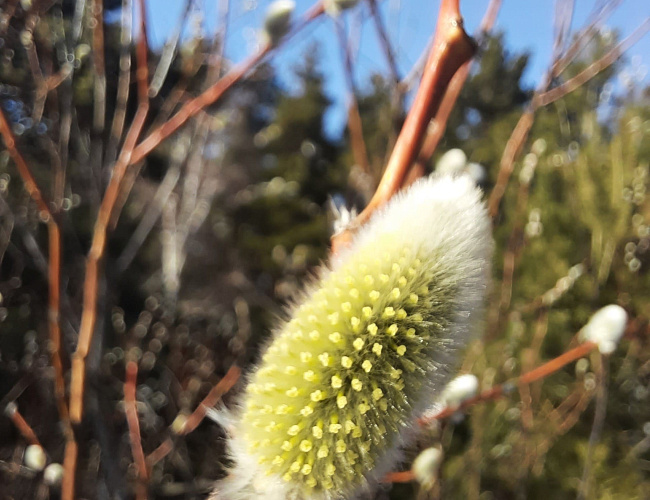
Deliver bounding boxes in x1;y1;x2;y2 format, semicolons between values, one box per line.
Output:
349;288;359;298
272;456;284;466
379;274;389;283
337;395;347;408
351;379;363;391
285;366;297;375
406;328;416;337
387;324;398;336
263;383;277;392
391;288;400;299
345;420;356;434
282;473;292;482
318;353;331;366
372;388;384;401
328;312;339;325
303;370;316;382
411;313;423;322
350;316;361;330
312;426;323;439
353;338;365;350
392;263;401;273
290;461;301;473
383;307;395;318
364;275;374;286
390;369;403;379
310;390;325;402
306;477;317;487
300;406;314;417
329;332;342;343
281;441;293;451
336;440;347;453
362;360;373;372
261;405;273;414
300;352;312;363
341;356;352;369
301;464;312;475
369;290;380;302
396;345;407;356
325;463;336;476
275;404;289;415
309;330;320;340
329;423;342;433
372;343;383;356
286;387;299;397
308;314;318;323
341;302;352;313
352;427;363;438
288;425;300;436
379;399;388;411
407;267;417;277
317;445;329;458
362;306;372;318
367;323;378;336
331;375;343;389
299;440;313;452
358;403;370;414
396;308;408;319
409;293;419;304
398;276;408;287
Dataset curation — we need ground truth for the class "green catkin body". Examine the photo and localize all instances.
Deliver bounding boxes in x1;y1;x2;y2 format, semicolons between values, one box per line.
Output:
219;174;492;500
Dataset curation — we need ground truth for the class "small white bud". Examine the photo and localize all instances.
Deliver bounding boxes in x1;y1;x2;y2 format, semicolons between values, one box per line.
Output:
44;463;64;487
435;149;467;176
263;1;295;45
581;305;628;355
411;447;443;486
441;374;478;408
24;444;46;471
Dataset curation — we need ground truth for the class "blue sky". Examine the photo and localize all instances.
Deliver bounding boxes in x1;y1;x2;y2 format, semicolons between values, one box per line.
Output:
143;0;650;137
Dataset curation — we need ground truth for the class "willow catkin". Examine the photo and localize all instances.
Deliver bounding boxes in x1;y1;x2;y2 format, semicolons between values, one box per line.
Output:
215;174;492;500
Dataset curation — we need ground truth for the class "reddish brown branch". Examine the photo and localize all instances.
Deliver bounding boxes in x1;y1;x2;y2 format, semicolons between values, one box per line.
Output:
409;0;502;183
129;2;326;167
177;365;241;435
70;0;151;425
125;361;149;499
4;403;41;446
419;341;597;425
382;470;416;483
331;0;475;253
487;15;649;218
146;438;174;469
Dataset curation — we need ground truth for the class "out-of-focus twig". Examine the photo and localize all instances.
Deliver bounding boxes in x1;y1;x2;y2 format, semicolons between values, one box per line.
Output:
125;361;149;500
4;403;41;447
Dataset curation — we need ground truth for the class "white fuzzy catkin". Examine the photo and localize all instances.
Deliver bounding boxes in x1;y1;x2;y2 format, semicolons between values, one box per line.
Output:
24;444;46;471
581;305;628;355
411;447;443;486
440;373;479;408
324;0;359;16
212;174;492;500
263;1;296;45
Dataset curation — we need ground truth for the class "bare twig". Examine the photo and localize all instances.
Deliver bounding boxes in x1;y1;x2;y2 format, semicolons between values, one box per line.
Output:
419;341;597;425
125;361;149;500
4;403;41;446
331;0;476;252
176;365;241;435
70;0;152;426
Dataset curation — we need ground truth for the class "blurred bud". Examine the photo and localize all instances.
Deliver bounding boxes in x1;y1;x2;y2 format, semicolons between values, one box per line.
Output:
263;1;295;45
441;374;479;408
580;305;628;355
24;444;46;471
324;0;359;16
412;447;443;486
44;463;64;487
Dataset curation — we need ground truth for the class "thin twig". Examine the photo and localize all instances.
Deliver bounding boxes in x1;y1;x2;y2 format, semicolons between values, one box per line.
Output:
577;355;608;500
125;361;149;500
4;403;41;446
331;0;476;253
177;365;241;435
419;341;597;425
